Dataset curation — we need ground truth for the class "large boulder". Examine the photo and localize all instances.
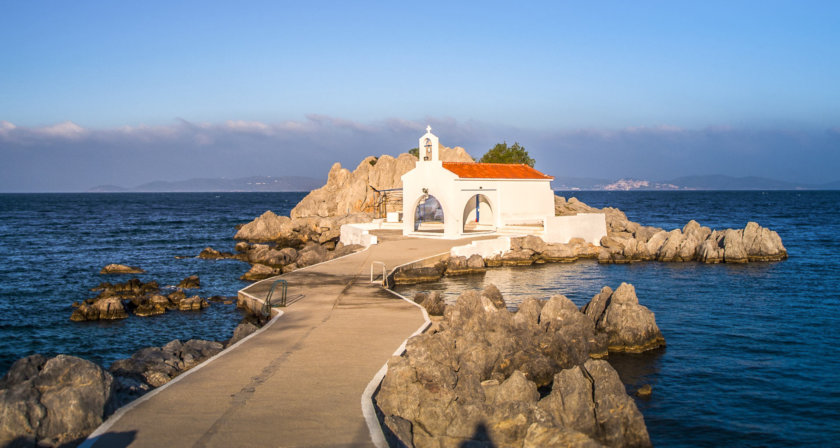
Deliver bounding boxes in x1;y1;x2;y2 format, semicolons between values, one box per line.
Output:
582;283;665;353
0;355;115;447
377;288;652;447
234;210;295;242
70;296;128;321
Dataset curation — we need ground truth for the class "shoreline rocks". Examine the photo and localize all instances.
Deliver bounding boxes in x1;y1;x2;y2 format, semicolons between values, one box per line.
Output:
377;285;658;447
71;277;218;322
1;314;268;446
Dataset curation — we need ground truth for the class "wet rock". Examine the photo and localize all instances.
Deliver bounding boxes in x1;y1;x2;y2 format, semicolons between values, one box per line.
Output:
198;246;229;260
0;355;115;447
636;384;653;397
178;295;209;311
177;275;200;289
133;301;166;317
583;283;665;353
70;296;128;321
99;264;144;274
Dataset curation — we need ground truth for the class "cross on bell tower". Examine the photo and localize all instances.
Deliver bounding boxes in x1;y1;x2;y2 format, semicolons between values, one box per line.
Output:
419;125;440;163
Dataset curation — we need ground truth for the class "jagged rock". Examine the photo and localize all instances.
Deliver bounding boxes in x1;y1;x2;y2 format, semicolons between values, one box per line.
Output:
377;287;652;447
226;318;260;348
110;339;222;393
99;264;144;274
481;284;506;309
198;246;231;260
583;283;665;353
291;147;471;219
421;291;446;316
296;244;327;268
0;355;115;447
70;296;128;321
133;301;166;317
178;295;209;311
240;263;279;281
234;210;295;241
167;290;186;307
177;275;200;289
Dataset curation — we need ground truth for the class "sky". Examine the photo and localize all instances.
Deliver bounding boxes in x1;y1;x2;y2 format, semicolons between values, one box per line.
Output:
1;1;838;191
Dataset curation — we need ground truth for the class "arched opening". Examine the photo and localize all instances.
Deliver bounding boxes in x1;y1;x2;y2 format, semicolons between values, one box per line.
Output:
413;194;445;233
462;194;495;233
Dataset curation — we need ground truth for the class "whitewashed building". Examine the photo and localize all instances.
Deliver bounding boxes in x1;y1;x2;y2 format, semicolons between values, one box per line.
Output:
401;127;557;238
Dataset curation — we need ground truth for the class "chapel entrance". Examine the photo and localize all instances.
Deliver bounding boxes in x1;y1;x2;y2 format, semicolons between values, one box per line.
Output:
413;195;445;232
462;194;495;233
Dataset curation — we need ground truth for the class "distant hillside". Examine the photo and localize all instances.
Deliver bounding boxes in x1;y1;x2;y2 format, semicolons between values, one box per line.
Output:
89;176;322;192
552;174;840;191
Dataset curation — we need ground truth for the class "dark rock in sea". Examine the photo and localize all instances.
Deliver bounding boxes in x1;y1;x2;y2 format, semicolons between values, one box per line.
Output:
177;275;200;289
377;287;652;447
0;355;115;447
636;384;653;398
582;283;665;353
198;246;228;260
70;296;129;321
178;295;209;311
99;263;145;275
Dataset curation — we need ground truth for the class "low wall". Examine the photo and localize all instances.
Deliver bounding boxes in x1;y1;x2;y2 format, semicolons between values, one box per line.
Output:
543;213;607;246
450;237;511;258
340;223;379;247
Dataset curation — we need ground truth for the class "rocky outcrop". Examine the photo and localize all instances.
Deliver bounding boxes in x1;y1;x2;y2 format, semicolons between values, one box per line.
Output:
377;287;652;447
71;278;215;321
597;219;787;264
290;146;473;219
582;284;666;353
109;339;223;403
413;291;446;316
444;254;486;276
99;264;144;274
0;355;115;447
394;265;445;285
240;263;280;281
177;275;200;289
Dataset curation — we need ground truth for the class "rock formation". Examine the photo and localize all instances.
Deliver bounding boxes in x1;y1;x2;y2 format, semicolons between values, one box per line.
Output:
377;286;657;447
71;278;215;321
582;284;666;353
99;264;145;274
290;146;473;219
0;355;116;447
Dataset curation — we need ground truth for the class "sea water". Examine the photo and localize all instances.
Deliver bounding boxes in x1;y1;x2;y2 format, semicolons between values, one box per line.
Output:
1;191;838;446
395;191;840;447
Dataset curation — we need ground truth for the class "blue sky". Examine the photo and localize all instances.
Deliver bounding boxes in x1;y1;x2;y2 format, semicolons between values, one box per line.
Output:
1;1;839;191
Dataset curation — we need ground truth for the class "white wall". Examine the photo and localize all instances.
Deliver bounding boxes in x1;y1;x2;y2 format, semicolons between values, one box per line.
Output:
543;213;607;245
450;237;511;258
340;223;379;247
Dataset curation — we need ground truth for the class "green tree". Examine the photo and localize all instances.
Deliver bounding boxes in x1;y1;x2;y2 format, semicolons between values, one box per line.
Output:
478;141;535;167
408;147;419;158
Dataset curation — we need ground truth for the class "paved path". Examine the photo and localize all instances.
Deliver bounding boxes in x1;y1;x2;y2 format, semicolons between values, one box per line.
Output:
85;232;485;448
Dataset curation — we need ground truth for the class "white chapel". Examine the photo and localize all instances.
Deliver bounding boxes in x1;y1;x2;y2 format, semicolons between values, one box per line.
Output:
401;127;557;239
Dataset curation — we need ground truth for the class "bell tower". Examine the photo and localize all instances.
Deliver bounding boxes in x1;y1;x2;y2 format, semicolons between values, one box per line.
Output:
418;125;440;162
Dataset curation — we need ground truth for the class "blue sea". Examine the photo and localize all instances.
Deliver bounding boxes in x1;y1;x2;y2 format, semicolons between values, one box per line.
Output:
395;190;840;447
1;191;838;447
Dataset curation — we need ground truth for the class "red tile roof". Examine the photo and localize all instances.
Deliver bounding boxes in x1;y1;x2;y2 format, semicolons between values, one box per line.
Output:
442;162;553;180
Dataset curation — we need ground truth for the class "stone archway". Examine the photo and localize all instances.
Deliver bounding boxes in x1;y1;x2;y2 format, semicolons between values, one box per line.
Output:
413;194;445;233
462;194;495;233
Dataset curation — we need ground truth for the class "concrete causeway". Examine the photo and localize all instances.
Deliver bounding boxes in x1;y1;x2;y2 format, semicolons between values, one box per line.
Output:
83;231;487;448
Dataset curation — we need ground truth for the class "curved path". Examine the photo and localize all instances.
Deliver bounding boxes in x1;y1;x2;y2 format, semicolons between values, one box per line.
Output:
83;231;486;448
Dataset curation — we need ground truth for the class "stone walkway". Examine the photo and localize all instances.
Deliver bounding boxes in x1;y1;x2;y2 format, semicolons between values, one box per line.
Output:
83;231;485;448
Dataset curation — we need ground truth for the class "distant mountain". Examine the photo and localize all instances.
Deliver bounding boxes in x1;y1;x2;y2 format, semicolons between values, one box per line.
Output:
663;175;809;190
89;176;323;193
553;174;840;191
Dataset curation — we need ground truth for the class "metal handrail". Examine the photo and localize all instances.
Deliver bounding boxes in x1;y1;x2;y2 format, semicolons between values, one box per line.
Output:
370;261;386;285
262;279;288;316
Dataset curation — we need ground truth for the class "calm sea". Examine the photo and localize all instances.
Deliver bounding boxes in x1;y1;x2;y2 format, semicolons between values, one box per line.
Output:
1;191;838;446
395;190;840;448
